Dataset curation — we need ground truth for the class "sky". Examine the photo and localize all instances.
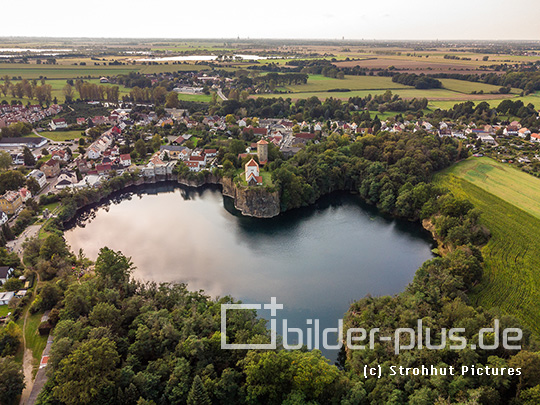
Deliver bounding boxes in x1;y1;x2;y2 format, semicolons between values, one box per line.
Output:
1;0;540;40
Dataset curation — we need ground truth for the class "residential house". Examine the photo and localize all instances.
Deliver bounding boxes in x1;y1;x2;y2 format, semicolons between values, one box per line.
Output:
0;210;7;226
55;172;78;189
27;169;47;189
19;187;31;202
0;267;14;286
477;134;496;144
159;145;186;160
0;191;23;215
42;159;60;178
531;133;540;143
171;136;185;145
49;118;67;130
505;125;519;136
51;149;68;161
87;146;101;160
96;163;113;176
0;291;14;305
185;161;200;172
518;128;531;138
295;132;316;140
438;128;452;137
119;154;132;167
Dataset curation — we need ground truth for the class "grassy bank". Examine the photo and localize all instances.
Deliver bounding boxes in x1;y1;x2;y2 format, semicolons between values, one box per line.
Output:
435;157;540;334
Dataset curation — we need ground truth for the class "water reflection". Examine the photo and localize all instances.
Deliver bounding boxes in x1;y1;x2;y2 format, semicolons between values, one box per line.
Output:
65;183;435;359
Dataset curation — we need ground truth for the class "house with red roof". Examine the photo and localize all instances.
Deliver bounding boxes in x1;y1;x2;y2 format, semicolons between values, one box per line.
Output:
49;118;67;130
119;154;132;167
245;158;262;186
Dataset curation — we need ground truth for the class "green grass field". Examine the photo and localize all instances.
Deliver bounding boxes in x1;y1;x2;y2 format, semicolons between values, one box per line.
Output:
439;79;520;95
262;74;539;110
0;305;11;317
284;74;409;92
41;130;86;142
263;87;476;101
435;157;540;334
176;92;213;102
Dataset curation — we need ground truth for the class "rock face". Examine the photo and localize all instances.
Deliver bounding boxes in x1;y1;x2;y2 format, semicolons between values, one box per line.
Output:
179;175;281;218
222;177;280;218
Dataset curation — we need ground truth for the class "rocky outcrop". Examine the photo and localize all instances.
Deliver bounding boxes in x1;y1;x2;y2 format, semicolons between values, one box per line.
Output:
422;218;449;255
178;175;280;218
222;177;280;218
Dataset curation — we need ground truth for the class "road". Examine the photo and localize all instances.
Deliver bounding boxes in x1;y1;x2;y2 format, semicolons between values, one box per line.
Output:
217;88;228;101
7;224;41;256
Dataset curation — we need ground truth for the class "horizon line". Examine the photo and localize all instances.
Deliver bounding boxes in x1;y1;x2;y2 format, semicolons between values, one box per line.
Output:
0;36;539;43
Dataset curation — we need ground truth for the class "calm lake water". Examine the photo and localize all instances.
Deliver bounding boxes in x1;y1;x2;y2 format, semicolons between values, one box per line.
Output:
64;183;434;359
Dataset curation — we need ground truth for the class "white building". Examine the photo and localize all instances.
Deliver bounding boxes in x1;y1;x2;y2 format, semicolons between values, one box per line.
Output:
0;291;14;306
50;118;68;130
0;266;14;286
0;211;7;226
245;158;262;186
28;169;47;189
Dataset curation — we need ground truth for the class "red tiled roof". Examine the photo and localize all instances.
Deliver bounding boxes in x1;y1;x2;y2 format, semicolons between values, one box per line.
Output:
295;132;315;139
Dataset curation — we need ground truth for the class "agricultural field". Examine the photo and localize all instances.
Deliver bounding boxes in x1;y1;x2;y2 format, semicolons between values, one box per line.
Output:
0;78;132;104
283;74;409;92
438;79;520;95
262;87;507;102
435;157;540;334
0;64;137;79
263;74;523;105
0;62;205;80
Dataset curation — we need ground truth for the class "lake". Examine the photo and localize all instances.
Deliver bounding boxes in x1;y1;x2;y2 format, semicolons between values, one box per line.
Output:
64;183;435;359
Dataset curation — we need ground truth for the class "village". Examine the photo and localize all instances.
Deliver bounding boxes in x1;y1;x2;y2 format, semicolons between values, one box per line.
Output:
0;97;539;313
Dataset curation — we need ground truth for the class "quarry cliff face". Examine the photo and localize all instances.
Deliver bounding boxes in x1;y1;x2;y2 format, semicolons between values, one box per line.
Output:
177;175;280;218
219;177;280;218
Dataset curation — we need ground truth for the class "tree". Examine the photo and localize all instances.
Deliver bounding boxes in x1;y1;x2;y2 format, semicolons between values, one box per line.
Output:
135;139;147;159
52;338;120;405
0;151;11;170
0;170;26;194
39;234;69;261
39;283;63;310
225;114;236;125
63;84;75;103
187;375;211;405
23;146;36;167
95;248;133;287
0;357;25;405
165;92;179;108
0;321;22;357
26;176;40;194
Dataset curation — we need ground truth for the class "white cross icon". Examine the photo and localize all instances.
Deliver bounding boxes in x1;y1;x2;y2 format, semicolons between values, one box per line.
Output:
263;297;283;317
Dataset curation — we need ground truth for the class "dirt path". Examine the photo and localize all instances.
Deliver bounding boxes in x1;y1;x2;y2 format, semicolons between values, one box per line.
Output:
19;349;34;404
18;272;40;405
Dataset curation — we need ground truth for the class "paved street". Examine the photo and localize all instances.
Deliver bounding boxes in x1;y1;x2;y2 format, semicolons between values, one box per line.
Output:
7;224;41;257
